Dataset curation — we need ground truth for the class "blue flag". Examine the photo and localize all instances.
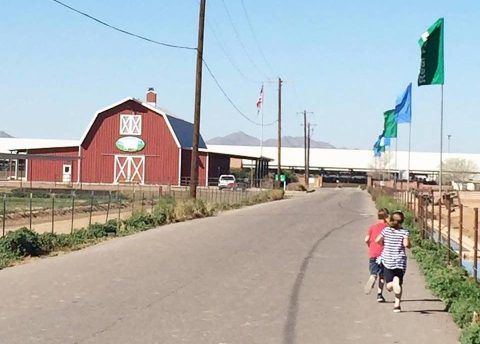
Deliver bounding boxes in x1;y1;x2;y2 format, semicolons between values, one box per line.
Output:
394;83;412;123
373;134;385;156
383;137;391;146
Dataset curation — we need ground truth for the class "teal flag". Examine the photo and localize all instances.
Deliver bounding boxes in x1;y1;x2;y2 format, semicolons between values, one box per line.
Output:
383;109;397;138
418;18;444;86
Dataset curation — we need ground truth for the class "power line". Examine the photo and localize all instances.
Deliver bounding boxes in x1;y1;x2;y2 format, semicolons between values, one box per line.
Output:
47;0;274;127
240;0;275;75
48;0;197;51
220;0;269;79
205;18;261;84
202;58;277;127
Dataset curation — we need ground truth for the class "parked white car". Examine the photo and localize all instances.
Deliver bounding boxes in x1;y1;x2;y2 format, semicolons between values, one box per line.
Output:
218;175;236;190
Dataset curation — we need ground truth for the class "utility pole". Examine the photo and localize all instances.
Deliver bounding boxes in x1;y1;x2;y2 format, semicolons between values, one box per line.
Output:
190;0;206;199
277;77;282;184
297;110;313;188
307;122;311;187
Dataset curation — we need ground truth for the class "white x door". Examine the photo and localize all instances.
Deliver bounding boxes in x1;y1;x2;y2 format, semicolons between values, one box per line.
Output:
114;155;145;184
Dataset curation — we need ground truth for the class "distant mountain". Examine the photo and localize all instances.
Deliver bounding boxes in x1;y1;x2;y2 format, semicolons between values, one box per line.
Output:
207;131;336;149
263;136;336;149
207;131;261;146
0;131;13;138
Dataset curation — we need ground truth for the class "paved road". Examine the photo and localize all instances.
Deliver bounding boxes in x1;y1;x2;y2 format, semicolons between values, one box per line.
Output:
0;189;460;343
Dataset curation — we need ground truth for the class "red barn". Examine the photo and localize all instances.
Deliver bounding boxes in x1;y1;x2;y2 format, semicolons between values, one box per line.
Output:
22;89;252;186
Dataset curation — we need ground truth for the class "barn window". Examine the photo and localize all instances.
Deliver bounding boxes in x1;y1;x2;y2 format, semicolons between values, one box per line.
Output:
120;114;142;135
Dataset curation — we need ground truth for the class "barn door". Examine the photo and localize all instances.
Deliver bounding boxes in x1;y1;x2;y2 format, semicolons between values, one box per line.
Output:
114;155;144;184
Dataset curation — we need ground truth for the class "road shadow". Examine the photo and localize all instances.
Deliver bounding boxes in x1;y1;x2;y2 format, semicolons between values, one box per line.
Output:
282;218;359;344
401;298;441;302
401;309;448;314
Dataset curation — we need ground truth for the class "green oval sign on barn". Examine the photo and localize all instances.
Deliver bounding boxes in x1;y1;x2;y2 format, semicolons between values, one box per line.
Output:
116;136;146;152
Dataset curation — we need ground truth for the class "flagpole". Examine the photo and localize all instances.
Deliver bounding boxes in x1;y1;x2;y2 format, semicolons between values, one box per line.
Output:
395;137;398;189
407;121;412;193
261;105;264;157
439;84;444;200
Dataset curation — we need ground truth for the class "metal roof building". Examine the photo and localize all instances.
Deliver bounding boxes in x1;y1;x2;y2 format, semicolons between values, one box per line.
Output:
207;145;480;175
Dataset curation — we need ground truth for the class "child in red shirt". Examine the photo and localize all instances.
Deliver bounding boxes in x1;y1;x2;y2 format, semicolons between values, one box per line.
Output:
364;208;389;302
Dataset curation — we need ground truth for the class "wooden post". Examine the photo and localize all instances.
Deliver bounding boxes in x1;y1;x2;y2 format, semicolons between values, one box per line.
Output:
430;191;435;241
189;0;207;199
474;208;478;282
438;195;442;244
459;204;464;268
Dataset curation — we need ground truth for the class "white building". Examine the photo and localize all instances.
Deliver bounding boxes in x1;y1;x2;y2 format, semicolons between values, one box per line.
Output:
207;144;480;177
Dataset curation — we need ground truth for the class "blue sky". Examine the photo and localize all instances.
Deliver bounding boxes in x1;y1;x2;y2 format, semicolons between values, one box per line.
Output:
1;0;479;153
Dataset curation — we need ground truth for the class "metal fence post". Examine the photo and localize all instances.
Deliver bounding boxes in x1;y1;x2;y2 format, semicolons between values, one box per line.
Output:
29;192;33;231
151;191;154;213
2;194;6;237
89;191;94;227
141;192;145;212
132;189;136;214
474;208;478;282
117;191;121;231
51;193;55;234
71;191;75;234
459;204;464;268
447;199;452;264
106;191;111;223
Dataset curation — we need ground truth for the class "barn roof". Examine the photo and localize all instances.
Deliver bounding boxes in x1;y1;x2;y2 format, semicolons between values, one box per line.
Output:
80;97;206;149
165;115;207;149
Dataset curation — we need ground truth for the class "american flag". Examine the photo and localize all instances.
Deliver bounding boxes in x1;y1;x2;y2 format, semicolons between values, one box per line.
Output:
256;85;264;115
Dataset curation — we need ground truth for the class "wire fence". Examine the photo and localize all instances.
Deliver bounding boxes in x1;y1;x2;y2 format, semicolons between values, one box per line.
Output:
392;188;479;281
0;187;265;236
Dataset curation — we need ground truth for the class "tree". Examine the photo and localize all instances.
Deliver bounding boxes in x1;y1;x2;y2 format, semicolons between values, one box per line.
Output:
442;158;479;183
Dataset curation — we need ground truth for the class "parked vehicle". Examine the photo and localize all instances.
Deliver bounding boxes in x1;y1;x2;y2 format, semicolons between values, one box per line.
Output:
218;175;236;190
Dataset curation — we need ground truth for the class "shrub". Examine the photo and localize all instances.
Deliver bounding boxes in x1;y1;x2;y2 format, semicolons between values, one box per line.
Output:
461;324;480;344
287;183;307;192
123;211;156;231
153;197;176;223
0;228;42;256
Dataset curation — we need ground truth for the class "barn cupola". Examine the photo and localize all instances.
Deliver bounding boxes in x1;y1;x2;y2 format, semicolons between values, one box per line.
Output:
146;87;157;107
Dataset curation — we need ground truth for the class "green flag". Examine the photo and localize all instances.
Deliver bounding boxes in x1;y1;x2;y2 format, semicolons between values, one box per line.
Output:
418;18;444;86
383;109;397;138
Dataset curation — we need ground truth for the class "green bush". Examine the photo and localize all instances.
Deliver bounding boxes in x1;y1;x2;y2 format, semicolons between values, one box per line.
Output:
461;324;480;344
153;197;176;223
0;228;42;256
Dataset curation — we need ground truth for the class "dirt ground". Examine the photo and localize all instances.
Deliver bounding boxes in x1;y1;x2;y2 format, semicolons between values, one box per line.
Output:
424;191;480;258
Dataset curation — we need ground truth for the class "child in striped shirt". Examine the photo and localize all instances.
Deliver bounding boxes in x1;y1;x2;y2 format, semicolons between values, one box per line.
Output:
375;211;411;313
